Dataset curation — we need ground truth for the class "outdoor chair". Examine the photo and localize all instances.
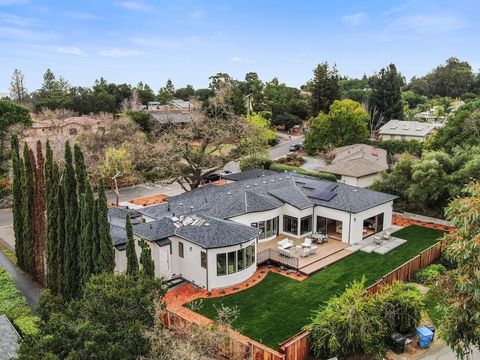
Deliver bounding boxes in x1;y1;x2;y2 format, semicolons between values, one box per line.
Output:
309;245;318;255
301;238;312;247
299;247;310;257
373;235;383;245
277;238;294;250
382;231;391;241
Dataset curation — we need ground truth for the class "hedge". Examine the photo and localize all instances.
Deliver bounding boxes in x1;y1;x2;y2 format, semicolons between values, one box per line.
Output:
270;163;337;182
0;267;38;336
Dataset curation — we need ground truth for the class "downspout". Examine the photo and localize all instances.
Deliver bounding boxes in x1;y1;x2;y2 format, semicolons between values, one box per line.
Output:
348;213;352;244
205;248;209;291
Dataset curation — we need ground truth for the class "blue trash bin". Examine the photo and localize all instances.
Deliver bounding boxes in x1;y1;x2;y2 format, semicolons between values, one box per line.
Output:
416;326;434;349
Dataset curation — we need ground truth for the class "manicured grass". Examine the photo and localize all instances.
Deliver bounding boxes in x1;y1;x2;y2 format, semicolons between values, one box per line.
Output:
191;225;444;348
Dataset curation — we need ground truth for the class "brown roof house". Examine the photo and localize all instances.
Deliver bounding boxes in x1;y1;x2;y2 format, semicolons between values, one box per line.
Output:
316;144;389;188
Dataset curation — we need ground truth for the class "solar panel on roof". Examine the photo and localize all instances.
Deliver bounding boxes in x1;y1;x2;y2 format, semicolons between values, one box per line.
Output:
324;183;338;191
310;190;337;201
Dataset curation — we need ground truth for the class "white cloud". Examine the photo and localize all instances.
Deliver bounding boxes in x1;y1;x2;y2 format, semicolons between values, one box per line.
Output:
57;46;87;56
116;1;150;11
389;12;467;33
189;10;205;19
342;12;368;26
230;56;256;64
0;25;56;41
0;12;38;26
98;48;140;58
0;0;28;6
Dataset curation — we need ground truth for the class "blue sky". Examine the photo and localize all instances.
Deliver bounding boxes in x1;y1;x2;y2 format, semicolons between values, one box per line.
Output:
0;0;479;92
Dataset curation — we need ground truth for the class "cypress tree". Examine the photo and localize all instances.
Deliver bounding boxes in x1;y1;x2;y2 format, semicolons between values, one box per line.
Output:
125;215;138;276
46;162;60;293
11;135;24;269
97;178;115;273
33;141;46;285
79;182;94;287
56;177;66;296
139;240;155;278
91;198;100;273
22;145;35;274
63;142;80;300
73;144;87;196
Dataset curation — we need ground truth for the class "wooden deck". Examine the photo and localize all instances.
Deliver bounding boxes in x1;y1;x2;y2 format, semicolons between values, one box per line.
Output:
257;234;353;275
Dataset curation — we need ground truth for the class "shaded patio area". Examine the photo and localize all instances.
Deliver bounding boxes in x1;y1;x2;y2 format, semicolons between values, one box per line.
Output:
257;234;352;275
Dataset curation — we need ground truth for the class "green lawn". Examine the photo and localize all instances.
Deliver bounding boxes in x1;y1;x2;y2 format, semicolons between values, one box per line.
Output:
190;225;444;348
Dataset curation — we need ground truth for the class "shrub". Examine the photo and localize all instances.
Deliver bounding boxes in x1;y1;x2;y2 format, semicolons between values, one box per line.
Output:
239;157;272;171
370;139;423;157
411;264;446;285
276;153;306;167
270;163;337;181
0;177;11;198
308;279;425;359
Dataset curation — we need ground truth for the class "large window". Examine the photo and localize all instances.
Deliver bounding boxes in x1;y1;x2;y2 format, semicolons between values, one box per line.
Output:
251;217;278;240
316;216;327;234
217;243;256;276
227;251;236;274
283;215;298;235
178;242;184;258
300;215;312;235
201;251;207;269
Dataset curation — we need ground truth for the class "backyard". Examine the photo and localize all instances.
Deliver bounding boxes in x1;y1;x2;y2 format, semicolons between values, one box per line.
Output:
190;225;445;348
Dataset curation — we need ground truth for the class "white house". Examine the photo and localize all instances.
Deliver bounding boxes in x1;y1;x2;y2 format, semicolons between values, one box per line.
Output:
379;120;442;142
314;144;389;187
110;170;397;290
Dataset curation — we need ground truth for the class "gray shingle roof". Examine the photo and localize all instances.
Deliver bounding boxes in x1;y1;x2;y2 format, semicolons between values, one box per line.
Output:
379;120;439;137
0;315;20;360
133;218;177;241
223;169;277;182
108;207;141;220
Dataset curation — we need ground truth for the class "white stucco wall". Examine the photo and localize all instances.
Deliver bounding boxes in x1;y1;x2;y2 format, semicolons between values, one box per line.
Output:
381;134;427;142
349;201;393;244
114;236;143;274
169;236;207;289
313;206;351;243
207;239;257;290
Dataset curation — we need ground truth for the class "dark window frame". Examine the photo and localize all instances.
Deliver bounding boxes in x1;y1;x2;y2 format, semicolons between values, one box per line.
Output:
178;242;184;258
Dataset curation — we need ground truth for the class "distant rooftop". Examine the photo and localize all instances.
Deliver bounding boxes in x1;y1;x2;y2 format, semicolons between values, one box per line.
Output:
316;144;389;178
379;120;440;137
0;315;20;360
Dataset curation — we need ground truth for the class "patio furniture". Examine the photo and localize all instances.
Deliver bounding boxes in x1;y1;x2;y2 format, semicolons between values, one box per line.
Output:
277;238;293;250
336;224;343;234
299;247;310;257
279;248;294;258
373;235;383;245
312;233;327;244
310;245;318;255
382;231;391;241
301;238;313;247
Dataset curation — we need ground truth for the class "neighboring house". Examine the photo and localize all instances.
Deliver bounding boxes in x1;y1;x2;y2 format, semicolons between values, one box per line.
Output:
315;144;389;188
0;315;20;360
110;171;396;290
378;120;442;142
147;99;198;111
146;99;197;125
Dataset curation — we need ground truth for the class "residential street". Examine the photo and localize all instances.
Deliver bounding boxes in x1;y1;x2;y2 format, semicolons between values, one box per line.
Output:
0;250;41;309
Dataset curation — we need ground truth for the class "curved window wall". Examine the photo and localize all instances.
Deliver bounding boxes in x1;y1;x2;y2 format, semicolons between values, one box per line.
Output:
216;243;255;276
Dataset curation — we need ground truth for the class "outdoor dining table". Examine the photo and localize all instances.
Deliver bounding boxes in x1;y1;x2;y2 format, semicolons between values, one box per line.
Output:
311;233;327;243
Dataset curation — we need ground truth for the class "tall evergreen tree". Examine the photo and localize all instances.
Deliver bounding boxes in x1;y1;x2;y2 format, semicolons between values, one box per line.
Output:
311;62;341;115
56;177;66;295
74;143;87;196
46;161;60;293
125;215;138;276
22;145;35;274
11;135;24;269
79;182;94;287
63;142;80;300
367;63;404;122
91;198;100;273
33;141;46;285
139;240;155;278
97;178;115;273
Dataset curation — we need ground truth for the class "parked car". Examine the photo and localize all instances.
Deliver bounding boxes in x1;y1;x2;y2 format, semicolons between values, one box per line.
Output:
289;143;303;152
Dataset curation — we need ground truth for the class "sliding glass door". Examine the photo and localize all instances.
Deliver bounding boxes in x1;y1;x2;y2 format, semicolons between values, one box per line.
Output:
316;216;327;235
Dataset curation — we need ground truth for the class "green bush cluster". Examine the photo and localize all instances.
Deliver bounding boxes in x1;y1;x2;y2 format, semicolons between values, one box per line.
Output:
370;139;424;157
239;157;273;171
270;162;337;181
411;264;446;285
0;268;38;336
308;279;424;359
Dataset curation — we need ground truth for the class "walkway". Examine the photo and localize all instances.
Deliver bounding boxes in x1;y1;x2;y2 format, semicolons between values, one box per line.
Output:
0;251;41;310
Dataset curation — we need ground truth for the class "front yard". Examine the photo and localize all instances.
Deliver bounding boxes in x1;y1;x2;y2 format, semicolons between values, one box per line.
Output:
190;225;445;348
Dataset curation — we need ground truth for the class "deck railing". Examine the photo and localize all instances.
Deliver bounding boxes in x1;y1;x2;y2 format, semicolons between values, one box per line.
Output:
257;248;299;269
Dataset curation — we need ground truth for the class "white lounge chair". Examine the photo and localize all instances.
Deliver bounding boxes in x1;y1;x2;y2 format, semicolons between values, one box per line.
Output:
301;238;312;247
382;231;391;241
279;248;294;258
277;238;293;250
310;245;318;255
